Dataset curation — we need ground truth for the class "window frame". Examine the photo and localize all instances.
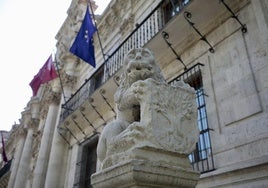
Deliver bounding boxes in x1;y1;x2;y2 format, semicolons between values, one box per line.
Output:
73;134;99;188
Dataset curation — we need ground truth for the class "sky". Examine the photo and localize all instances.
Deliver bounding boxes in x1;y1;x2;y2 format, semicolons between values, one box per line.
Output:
0;0;110;132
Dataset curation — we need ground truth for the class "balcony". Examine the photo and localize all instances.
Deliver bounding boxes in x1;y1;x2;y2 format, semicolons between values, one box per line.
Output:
59;0;248;144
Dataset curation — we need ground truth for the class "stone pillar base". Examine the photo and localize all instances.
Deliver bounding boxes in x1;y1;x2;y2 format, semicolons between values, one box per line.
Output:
91;146;200;188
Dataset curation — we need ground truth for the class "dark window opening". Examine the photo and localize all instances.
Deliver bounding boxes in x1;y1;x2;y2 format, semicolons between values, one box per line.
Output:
90;66;104;91
161;0;191;23
74;135;98;188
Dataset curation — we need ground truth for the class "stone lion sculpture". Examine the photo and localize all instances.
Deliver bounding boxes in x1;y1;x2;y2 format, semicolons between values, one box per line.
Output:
96;48;199;171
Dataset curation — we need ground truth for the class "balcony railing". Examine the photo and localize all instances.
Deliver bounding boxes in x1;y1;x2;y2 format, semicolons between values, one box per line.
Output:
60;0;192;123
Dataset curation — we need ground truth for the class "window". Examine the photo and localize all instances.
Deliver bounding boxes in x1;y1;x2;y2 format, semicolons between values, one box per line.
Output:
169;63;215;173
161;0;191;23
90;66;104;92
74;135;98;188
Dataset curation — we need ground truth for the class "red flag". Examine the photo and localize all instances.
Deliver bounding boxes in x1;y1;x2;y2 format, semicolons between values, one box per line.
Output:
29;55;58;96
1;131;8;163
29;75;42;96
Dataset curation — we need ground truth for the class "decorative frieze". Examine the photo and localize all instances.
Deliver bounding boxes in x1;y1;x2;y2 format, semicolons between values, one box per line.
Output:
29;130;43;187
32;130;43;159
97;0;137;42
119;14;134;36
40;106;49;120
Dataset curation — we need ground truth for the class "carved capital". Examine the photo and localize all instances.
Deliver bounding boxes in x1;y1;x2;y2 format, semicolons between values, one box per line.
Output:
61;71;77;89
46;90;61;105
17;127;26;138
28;118;40;130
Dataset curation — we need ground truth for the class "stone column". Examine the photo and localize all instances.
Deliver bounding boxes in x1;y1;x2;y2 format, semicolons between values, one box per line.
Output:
7;127;26;188
44;56;77;188
13;115;38;188
24;97;42;188
32;90;61;188
44;124;68;188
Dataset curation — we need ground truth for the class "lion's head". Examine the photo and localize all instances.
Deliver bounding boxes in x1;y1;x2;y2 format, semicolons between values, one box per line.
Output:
119;48;165;88
114;48;166;107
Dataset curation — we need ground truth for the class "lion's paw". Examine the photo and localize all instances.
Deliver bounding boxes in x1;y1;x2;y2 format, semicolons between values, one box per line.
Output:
132;79;154;101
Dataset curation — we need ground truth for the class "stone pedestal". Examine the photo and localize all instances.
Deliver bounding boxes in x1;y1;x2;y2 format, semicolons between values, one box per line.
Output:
91;146;200;188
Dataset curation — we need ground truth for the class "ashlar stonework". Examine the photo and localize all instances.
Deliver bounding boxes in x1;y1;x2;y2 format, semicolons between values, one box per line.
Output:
92;48;200;188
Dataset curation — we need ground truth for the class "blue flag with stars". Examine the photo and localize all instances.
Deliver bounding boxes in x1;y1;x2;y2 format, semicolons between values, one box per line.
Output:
70;6;97;67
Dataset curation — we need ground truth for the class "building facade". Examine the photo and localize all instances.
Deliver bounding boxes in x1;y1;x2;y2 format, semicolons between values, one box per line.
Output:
1;0;268;187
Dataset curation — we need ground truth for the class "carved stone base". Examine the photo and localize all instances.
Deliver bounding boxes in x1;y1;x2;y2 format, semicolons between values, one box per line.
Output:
91;146;200;188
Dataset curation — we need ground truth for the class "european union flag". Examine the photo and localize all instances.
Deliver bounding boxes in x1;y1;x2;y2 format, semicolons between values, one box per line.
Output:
70;6;97;67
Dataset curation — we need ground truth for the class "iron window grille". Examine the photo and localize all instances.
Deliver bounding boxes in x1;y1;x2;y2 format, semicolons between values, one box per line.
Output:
169;63;215;173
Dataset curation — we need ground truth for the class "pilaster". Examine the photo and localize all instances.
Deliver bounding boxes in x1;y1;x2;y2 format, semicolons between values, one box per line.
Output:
13;115;39;188
44;60;76;187
32;90;61;188
7;127;26;188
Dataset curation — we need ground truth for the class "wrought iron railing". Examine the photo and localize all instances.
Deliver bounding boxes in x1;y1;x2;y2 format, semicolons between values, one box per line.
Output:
60;0;192;122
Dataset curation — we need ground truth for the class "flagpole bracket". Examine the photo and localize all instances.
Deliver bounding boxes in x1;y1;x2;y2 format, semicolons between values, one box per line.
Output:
184;11;215;53
161;31;187;71
61;104;74;112
219;0;247;33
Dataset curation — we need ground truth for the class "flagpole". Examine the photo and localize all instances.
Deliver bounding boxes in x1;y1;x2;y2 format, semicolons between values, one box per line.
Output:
88;1;107;62
53;54;67;104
